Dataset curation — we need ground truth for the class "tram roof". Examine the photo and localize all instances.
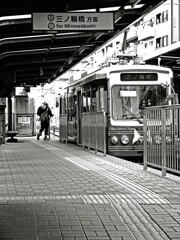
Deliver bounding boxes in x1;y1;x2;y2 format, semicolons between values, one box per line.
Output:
66;64;173;89
67;68;107;89
0;0;166;95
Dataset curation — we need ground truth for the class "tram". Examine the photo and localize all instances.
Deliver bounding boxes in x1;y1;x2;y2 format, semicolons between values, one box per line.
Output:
59;62;174;157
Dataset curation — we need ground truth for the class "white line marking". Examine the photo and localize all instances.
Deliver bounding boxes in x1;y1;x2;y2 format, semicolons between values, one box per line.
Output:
64;157;90;170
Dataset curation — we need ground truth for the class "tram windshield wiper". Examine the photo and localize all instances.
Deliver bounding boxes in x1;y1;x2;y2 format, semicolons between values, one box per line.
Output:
123;105;143;124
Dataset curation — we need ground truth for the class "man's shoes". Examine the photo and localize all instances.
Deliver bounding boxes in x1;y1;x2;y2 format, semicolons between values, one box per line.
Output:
37;133;41;140
44;136;50;141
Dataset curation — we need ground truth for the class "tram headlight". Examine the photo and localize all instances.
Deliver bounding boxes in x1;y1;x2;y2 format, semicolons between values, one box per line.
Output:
154;135;161;144
110;136;118;145
121;135;129;145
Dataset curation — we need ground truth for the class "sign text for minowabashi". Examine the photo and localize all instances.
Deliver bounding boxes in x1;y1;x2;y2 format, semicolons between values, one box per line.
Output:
32;12;114;31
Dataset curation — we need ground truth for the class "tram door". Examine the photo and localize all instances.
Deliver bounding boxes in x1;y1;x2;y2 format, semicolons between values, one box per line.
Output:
77;90;82;145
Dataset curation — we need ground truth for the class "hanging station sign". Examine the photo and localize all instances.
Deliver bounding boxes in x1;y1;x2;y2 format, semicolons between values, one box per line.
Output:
32;12;114;31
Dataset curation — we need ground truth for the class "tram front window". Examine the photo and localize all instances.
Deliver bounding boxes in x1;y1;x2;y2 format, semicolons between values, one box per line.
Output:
112;85;167;120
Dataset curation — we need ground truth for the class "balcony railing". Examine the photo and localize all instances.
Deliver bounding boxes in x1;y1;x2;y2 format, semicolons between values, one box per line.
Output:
137;27;155;41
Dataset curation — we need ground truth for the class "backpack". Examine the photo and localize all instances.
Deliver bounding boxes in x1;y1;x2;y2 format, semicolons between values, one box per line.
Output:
39;109;49;122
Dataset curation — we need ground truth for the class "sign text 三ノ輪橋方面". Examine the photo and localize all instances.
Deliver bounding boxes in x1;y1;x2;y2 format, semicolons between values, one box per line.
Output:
32;12;114;31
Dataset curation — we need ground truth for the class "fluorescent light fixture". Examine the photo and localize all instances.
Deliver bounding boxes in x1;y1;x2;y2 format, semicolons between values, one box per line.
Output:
70;6;120;12
95;32;104;40
79;48;85;55
125;4;144;9
50;46;81;50
2;48;47;54
59;67;64;72
0;33;83;44
68;58;74;65
98;7;120;12
0;34;52;43
40;67;43;76
56;32;84;36
131;0;143;8
0;14;31;21
70;5;143;13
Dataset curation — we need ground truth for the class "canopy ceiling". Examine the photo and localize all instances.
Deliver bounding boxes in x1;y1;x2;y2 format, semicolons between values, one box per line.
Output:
0;0;166;95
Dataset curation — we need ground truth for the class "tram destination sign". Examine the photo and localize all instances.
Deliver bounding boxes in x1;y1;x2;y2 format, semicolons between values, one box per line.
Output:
32;12;114;31
121;73;158;81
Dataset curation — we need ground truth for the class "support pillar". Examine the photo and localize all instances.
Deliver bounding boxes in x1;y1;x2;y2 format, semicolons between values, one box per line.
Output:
6;95;18;142
8;95;12;131
0;104;6;144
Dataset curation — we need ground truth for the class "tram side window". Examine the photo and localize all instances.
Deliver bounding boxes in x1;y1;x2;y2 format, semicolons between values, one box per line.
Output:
82;87;93;112
87;89;91;112
92;88;97;111
82;86;106;113
67;97;71;121
97;87;107;112
99;87;104;111
68;96;76;121
82;90;87;112
60;96;67;114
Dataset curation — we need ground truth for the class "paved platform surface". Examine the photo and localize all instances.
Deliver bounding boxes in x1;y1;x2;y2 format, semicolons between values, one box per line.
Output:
0;136;180;240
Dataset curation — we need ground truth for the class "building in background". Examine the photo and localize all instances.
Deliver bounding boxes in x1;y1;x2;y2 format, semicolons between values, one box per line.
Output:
59;0;179;83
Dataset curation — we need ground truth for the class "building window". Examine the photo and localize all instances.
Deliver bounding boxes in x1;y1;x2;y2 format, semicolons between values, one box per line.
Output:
156;38;161;48
156;36;168;49
149;19;154;27
162;10;168;22
156;13;161;24
162;35;168;47
149;41;153;46
156;10;168;24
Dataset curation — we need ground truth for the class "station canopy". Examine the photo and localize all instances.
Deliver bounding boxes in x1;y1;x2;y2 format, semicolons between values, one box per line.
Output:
0;0;166;95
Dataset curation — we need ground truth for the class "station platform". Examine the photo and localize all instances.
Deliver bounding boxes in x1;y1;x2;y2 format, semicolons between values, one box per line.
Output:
0;136;180;240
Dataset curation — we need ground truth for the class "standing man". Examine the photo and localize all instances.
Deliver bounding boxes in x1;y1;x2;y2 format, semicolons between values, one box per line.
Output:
37;102;53;140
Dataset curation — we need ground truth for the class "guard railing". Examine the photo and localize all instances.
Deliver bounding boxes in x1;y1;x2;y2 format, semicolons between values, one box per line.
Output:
82;111;107;156
59;114;68;143
143;105;180;176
